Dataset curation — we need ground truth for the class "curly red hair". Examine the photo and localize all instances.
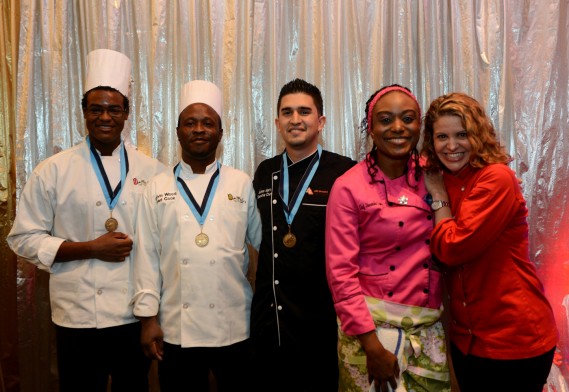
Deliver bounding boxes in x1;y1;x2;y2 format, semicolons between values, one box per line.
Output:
421;92;511;173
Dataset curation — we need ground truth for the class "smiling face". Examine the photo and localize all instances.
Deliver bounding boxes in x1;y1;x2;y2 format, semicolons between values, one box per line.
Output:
370;91;421;176
432;115;472;174
83;89;128;155
276;92;325;160
176;103;222;170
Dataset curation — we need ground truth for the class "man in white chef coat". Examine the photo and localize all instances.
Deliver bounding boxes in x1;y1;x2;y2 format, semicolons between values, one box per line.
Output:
7;49;166;391
132;79;262;392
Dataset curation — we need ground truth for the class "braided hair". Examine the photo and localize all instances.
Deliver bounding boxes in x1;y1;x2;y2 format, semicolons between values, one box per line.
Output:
362;84;422;189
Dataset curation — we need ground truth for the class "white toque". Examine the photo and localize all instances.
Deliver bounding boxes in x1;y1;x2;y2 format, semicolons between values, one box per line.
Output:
84;49;132;97
179;80;223;119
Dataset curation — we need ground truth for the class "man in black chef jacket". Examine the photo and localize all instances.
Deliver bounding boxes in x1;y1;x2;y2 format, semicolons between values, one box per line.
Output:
250;78;356;391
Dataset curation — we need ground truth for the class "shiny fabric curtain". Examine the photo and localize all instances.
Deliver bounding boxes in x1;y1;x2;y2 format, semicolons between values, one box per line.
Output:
1;1;568;391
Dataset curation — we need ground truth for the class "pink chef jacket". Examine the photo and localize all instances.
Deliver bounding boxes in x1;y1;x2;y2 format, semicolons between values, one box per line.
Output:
430;163;558;359
326;158;443;336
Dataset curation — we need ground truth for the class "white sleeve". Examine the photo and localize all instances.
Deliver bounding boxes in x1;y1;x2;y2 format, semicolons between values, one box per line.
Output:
131;179;162;317
7;170;66;272
245;180;262;251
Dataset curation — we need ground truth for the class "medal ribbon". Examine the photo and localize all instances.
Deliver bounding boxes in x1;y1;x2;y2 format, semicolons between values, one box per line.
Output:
87;137;129;210
279;144;322;226
174;161;221;226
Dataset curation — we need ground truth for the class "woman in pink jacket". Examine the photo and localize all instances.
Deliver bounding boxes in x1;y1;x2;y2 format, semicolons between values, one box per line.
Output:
421;92;558;392
325;85;450;392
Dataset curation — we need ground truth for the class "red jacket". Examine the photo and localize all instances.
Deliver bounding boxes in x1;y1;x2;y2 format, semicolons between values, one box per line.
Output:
431;163;558;359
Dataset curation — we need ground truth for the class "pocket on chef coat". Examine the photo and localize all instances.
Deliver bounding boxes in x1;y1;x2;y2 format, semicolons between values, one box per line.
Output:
50;274;92;325
358;271;390;299
219;196;249;248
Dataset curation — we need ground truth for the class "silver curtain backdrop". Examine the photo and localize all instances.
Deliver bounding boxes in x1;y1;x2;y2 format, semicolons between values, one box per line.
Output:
2;1;568;391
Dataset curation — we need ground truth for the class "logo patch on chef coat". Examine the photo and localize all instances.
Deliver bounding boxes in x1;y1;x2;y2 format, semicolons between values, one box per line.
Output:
257;188;272;199
228;194;246;204
156;192;177;203
133;178;149;186
309;188;329;196
359;201;382;211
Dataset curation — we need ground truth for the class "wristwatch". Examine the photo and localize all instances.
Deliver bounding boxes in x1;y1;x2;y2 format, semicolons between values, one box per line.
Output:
431;200;450;211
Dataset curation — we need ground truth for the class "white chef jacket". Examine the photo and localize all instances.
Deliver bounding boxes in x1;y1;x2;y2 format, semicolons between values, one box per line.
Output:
132;160;262;348
7;138;167;328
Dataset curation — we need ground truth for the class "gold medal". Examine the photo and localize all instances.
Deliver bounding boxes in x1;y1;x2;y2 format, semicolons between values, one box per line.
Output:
283;230;296;248
105;217;118;232
195;232;209;247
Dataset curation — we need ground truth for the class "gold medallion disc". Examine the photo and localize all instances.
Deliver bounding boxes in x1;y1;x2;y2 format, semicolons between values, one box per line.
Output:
195;232;209;247
105;217;118;232
283;232;297;248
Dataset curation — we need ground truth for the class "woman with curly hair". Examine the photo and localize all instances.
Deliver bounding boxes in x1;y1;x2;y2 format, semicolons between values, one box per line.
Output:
421;92;558;392
325;85;450;392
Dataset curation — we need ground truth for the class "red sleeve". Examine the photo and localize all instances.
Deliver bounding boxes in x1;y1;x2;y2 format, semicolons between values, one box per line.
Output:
430;165;523;266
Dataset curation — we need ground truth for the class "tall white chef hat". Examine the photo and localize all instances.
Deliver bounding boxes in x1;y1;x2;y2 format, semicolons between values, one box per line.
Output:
84;49;132;97
178;80;223;119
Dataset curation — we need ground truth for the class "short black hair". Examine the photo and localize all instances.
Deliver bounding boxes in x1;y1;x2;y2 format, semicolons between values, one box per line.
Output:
176;106;223;130
81;86;130;113
277;78;323;116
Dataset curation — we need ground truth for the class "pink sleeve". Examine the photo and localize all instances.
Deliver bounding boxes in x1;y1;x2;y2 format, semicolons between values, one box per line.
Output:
325;174;376;336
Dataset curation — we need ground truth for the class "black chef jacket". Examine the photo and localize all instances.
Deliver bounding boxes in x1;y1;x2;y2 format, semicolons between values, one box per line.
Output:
251;149;356;350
